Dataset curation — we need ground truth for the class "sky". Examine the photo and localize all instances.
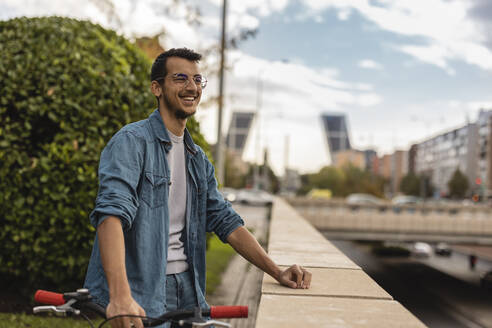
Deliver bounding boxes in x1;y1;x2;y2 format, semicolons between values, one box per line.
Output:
2;0;492;175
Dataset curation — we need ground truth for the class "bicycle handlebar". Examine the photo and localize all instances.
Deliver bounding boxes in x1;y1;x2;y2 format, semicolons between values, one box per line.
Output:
35;290;65;306
209;306;248;318
34;289;248;327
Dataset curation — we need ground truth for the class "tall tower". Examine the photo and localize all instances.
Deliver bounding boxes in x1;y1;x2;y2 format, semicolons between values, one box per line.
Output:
321;113;352;162
225;111;255;156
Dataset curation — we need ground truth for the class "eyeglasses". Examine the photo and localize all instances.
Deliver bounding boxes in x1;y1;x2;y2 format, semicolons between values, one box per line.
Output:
158;73;207;89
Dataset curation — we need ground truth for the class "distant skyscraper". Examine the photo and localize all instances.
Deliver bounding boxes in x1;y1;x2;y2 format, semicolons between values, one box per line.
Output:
321;113;351;160
225;111;255;156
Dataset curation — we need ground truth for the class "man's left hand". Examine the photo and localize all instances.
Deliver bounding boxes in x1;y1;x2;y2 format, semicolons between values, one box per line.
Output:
277;264;312;289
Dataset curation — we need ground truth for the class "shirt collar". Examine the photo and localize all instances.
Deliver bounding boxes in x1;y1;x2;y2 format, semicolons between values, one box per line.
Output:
149;109;198;155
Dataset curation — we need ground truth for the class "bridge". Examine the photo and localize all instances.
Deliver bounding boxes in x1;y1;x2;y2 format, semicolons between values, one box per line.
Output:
287;198;492;244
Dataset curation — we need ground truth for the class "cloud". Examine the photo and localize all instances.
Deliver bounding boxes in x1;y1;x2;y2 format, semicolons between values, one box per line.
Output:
398;44;456;75
356;94;382;107
298;0;492;73
196;50;383;173
0;0;388;174
466;101;492;112
358;59;383;70
0;0;104;23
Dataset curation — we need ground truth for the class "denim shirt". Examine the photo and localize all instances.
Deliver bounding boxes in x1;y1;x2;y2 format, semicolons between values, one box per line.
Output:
84;109;244;318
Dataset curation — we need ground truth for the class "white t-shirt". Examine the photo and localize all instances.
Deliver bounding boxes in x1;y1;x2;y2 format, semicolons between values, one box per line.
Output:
165;129;188;274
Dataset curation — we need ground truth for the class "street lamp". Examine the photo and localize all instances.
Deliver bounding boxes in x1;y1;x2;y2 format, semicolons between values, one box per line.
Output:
252;59;289;190
216;0;227;185
253;70;263;190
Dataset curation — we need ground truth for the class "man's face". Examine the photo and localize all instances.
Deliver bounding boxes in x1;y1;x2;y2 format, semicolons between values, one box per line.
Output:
160;57;202;119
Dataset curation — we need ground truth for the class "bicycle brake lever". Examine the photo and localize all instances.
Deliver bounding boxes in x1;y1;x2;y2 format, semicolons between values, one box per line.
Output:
189;320;231;328
33;298;80;316
33;305;80;316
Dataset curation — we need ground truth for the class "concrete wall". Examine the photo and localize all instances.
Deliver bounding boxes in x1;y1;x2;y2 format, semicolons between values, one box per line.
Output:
288;198;492;244
255;198;427;327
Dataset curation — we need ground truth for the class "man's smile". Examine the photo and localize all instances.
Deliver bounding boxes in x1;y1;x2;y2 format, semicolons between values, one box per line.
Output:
179;94;198;106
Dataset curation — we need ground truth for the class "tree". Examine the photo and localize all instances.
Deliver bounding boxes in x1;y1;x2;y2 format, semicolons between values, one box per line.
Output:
298;165;385;198
224;150;247;189
400;173;420;196
0;16;210;294
448;168;469;198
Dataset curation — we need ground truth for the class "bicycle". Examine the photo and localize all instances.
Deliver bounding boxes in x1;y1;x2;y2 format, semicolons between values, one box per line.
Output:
33;289;248;328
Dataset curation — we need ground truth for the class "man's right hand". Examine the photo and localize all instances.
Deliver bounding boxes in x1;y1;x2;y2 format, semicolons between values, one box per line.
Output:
98;217;145;327
106;296;146;328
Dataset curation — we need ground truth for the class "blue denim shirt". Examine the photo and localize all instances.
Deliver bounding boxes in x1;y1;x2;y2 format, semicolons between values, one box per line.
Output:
84;109;244;318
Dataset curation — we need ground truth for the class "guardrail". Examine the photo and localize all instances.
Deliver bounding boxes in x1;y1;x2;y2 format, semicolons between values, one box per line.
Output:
255;198;427;327
288;197;492;216
286;197;492;244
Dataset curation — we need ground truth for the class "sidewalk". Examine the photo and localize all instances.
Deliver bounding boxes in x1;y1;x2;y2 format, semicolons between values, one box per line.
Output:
206;204;270;328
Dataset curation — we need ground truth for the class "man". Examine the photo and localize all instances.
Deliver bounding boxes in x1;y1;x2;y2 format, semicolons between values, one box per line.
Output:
84;48;311;328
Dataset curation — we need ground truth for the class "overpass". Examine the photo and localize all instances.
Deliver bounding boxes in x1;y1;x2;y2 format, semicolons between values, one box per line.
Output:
287;198;492;244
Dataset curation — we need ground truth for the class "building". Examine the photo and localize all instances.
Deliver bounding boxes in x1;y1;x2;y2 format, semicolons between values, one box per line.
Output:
225;111;255;156
408;144;418;174
390;150;409;194
378;154;392;179
363;149;377;172
476;109;492;197
373;151;408;196
281;168;301;195
321;113;351;164
333;149;365;169
414;123;478;197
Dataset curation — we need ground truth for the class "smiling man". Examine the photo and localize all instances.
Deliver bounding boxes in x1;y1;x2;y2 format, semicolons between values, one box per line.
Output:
84;48;311;328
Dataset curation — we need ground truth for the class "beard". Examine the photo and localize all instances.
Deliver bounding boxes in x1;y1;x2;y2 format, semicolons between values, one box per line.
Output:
162;92;196;120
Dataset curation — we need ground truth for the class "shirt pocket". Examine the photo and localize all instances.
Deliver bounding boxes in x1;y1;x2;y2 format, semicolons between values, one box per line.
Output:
140;171;169;208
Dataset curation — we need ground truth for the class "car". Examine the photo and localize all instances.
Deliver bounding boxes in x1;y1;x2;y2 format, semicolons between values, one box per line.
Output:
220;187;237;203
434;242;452;256
480;271;492;290
391;195;421;205
412;242;432;258
346;193;384;205
307;188;332;200
236;188;273;206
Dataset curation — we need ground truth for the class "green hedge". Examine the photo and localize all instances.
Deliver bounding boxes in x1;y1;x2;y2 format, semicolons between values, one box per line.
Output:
0;16;210;295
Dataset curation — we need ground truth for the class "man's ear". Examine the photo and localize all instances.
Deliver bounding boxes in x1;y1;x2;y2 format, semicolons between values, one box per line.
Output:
150;80;162;97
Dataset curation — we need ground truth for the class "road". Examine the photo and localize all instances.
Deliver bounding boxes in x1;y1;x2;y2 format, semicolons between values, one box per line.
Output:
330;239;492;328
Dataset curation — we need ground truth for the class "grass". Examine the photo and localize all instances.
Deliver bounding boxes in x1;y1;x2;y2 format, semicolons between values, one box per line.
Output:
205;234;236;295
0;312;104;327
1;234;236;327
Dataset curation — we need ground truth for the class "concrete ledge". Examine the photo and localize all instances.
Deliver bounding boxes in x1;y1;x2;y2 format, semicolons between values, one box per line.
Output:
255;198;427;328
256;295;427;327
262;267;392;300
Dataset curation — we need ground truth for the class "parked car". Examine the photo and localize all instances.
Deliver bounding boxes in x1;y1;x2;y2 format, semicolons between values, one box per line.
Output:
346;193;384;205
391;195;421;205
236;189;273;206
307;188;332;200
412;242;432;258
220;187;237;203
434;242;452;256
480;271;492;290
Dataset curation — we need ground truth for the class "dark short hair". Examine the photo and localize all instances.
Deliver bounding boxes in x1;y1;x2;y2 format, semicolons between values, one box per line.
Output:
150;48;202;82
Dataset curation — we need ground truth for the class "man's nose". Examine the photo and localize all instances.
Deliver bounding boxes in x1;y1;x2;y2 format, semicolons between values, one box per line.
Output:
185;79;198;92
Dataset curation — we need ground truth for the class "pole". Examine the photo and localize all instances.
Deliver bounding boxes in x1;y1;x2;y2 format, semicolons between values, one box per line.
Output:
216;0;227;185
253;73;263;189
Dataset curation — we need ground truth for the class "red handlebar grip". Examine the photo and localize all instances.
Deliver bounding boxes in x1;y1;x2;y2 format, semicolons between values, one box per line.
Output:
34;290;65;306
210;306;248;318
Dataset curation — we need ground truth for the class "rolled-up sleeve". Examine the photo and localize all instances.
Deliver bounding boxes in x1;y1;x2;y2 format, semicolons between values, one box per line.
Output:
204;156;244;242
90;131;143;230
